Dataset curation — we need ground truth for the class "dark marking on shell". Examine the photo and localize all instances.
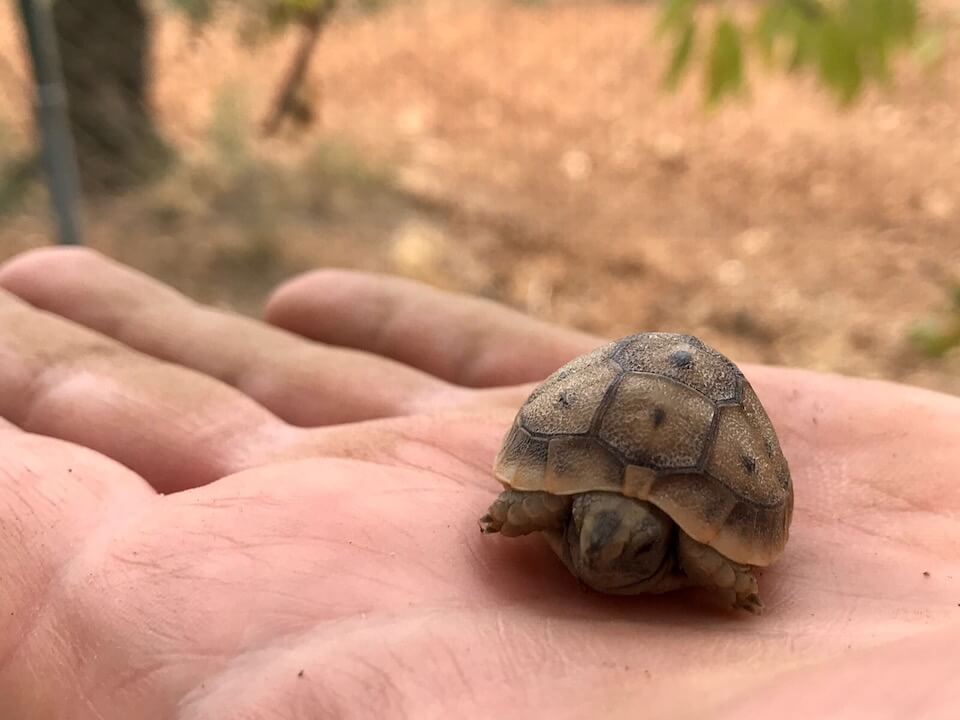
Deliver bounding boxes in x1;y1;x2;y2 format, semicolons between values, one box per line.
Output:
652;406;667;428
668;349;694;369
741;455;757;474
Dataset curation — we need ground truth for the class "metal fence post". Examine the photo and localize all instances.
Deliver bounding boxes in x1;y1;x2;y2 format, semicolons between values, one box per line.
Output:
16;0;83;246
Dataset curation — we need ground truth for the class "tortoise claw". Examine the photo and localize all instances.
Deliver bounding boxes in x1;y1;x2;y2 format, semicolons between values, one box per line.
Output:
735;592;764;615
478;514;501;534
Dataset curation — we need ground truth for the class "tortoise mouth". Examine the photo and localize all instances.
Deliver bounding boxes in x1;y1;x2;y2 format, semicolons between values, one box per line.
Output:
600;547;675;592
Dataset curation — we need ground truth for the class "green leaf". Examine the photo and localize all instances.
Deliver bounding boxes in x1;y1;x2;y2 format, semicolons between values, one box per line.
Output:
849;0;884;77
787;20;819;72
758;0;821;73
817;19;862;104
756;1;790;63
167;0;216;23
887;0;918;44
790;0;826;21
914;27;947;69
909;321;960;358
655;0;923;108
705;17;744;104
909;283;960;358
951;285;960;311
656;0;695;38
663;20;697;89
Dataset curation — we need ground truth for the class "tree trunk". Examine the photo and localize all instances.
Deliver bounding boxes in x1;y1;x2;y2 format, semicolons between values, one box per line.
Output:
52;0;171;194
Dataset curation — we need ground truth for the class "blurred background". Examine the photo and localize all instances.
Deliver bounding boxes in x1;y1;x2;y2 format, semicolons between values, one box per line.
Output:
1;0;959;393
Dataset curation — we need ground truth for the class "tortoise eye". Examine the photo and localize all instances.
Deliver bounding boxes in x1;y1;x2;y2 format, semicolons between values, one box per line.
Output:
632;540;656;556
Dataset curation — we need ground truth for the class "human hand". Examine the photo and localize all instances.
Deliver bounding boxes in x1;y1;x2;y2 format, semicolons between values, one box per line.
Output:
0;248;957;719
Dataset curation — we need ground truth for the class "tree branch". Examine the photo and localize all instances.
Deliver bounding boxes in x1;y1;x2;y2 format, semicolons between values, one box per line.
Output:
260;0;338;137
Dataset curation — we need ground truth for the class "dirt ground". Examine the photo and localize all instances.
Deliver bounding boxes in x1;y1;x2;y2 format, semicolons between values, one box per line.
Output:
1;0;959;394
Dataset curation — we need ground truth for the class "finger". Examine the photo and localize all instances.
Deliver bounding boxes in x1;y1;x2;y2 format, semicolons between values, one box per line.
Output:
264;269;602;387
0;279;506;495
0;248;463;425
0;288;299;492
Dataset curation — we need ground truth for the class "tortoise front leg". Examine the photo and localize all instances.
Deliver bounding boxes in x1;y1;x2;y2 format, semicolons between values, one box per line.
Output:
479;490;573;537
677;530;763;614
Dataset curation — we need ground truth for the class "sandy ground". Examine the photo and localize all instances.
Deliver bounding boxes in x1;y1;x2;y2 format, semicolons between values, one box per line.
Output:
0;0;958;394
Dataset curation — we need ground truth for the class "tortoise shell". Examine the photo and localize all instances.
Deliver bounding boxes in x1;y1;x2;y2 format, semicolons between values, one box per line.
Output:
493;333;793;566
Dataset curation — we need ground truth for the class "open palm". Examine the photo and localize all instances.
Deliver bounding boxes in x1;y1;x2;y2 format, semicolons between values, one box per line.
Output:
1;248;957;720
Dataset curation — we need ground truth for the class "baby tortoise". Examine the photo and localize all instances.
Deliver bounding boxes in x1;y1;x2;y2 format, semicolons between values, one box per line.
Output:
479;333;793;613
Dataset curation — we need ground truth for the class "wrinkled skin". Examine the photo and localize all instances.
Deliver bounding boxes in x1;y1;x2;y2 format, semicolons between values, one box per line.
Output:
0;247;958;720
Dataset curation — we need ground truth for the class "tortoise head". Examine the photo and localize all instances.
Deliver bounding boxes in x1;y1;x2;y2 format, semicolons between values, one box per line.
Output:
562;491;675;593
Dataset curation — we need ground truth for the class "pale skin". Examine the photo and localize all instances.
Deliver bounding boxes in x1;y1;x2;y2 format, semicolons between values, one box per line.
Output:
0;247;958;719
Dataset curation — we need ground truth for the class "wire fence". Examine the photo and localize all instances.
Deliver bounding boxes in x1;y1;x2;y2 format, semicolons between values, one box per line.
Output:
13;0;82;244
